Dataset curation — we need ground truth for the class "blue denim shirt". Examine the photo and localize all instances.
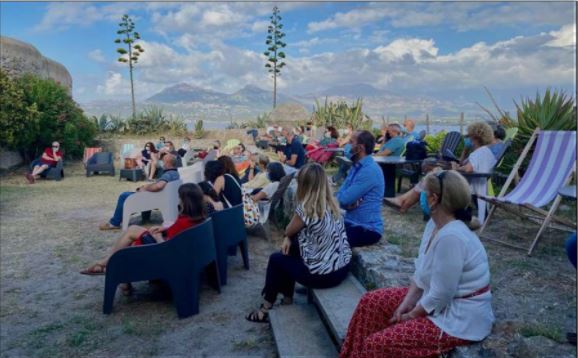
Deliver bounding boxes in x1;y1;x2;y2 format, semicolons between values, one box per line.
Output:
336;155;384;234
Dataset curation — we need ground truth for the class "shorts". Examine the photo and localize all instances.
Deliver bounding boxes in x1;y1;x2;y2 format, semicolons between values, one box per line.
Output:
133;232;157;246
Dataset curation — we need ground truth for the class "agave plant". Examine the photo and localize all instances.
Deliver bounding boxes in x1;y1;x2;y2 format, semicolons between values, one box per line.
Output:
312;97;372;130
514;89;576;144
193;119;206;139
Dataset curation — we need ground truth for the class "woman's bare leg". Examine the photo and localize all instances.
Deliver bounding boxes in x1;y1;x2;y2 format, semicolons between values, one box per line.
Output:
149;160;157;180
95;225;148;266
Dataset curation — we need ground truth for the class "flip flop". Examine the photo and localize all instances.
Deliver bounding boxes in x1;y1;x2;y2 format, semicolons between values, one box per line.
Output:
80;263;106;276
99;222;121;231
383;198;402;211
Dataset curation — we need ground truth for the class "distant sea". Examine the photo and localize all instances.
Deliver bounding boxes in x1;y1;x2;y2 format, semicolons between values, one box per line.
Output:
189;121;464;135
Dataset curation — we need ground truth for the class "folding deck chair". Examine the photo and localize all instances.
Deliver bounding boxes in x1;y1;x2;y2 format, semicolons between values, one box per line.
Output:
479;129;577;255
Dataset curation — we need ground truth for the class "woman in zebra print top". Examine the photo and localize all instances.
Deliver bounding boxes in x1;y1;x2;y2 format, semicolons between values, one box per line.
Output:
246;163;352;323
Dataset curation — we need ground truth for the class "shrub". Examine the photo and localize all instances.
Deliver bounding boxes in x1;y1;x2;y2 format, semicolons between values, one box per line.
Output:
0;71;39;153
3;72;97;160
94;107;187;136
241;113;269;129
312;97;373;130
193;119;206;139
423;130;447;155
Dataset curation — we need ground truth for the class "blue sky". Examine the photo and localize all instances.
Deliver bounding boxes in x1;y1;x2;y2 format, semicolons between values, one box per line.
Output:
1;1;576;112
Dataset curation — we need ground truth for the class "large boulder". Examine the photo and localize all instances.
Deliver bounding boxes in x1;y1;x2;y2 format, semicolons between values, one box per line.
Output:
268;102;310;128
0;36;72;93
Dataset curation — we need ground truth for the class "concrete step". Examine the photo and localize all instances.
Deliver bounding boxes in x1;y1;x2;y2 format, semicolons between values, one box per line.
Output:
269;302;338;358
311;274;367;347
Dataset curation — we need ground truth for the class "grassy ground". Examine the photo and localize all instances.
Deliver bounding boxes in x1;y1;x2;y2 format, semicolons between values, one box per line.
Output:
0;162;277;357
380;192;577;353
1;160;576;356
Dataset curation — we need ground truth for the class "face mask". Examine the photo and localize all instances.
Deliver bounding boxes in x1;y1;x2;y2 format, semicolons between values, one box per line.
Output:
324;132;331;138
419;191;430;216
266;173;271;181
464;137;473;149
346;145;361;161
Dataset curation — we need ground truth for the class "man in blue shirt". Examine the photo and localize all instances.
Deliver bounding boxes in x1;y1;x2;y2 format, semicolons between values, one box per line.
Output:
376;123;405;157
336;130;385;247
403;118;421;142
99;154;180;230
278;127;305;169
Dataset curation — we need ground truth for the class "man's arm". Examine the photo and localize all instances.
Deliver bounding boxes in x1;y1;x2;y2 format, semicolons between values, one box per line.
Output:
336;168;373;207
375;148;392;157
41;151;53;161
139;180;168;192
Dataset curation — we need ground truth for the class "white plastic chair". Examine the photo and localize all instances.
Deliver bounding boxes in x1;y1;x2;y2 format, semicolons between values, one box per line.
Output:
121;180;182;231
178;162;205;184
181;149;194;167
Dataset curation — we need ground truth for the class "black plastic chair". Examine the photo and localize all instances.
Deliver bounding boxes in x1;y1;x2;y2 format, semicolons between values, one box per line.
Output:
30;158;64;181
86;152;115;177
103;220;221;318
210;205;249;285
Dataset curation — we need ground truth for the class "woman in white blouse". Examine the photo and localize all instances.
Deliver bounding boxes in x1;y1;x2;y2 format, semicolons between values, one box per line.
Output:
341;170;494;357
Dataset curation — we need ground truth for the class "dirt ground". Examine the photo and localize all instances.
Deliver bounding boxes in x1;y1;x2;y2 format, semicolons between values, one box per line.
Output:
0;162;278;357
1;161;576;357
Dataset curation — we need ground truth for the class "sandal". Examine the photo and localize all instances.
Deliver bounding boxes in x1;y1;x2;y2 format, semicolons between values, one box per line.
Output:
245;304;270;323
80;263;106;276
99;222;121;231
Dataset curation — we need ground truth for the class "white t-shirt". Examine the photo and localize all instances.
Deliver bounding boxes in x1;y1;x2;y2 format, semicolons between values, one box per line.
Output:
414;220;494;341
261;181;280;199
467;146;497;196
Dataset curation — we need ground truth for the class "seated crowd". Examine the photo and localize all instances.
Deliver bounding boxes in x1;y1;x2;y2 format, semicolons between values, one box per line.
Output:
76;122;504;357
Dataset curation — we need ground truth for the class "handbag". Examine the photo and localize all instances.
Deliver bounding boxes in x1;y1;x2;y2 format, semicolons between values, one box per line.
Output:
222;174;261;228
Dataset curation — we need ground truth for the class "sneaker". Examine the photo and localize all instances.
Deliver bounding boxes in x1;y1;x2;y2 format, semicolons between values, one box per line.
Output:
99;222;121;231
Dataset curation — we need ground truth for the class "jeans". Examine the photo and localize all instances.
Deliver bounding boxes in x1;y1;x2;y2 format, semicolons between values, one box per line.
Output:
110;191;135;227
262;237;349;303
566;233;576;269
345;222;382;247
246;129;258;142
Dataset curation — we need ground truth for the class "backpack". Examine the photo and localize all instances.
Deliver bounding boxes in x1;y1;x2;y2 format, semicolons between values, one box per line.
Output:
221;174;260;228
405;140;427;160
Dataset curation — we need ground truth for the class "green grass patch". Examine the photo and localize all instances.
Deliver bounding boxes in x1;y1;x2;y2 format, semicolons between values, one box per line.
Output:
519;323;564;343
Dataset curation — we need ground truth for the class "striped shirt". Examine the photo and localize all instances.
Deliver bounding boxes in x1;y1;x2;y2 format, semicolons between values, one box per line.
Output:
295;204;352;275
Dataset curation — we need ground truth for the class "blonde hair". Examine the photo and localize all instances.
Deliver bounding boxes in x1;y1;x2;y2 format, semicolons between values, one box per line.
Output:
296;163;341;220
467;122;494;146
423;170;471;216
257;154;270;167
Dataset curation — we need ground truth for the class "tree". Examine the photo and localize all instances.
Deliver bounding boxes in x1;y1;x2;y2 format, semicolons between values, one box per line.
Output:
114;14;144;119
264;6;286;108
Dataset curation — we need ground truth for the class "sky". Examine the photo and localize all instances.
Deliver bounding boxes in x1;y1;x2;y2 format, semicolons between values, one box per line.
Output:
1;1;576;111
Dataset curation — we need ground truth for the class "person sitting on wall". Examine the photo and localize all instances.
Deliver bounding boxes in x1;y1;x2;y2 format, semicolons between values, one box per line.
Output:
26;141;63;184
136;142;159;181
340;170;494;357
375;123;405;157
177;136;191;158
244;154;271;191
99;154;180;230
277;127;306;169
155;136;165;150
336;130;385;247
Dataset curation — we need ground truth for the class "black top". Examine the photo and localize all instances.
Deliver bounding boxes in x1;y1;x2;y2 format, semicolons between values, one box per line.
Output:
283;136;306;169
141;149;151;164
221;174;243;207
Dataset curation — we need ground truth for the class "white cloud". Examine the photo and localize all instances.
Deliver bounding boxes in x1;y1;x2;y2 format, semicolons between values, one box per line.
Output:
97;72;127;96
33;2;142;32
308;2;574;33
88;49;106;63
545;24;576;48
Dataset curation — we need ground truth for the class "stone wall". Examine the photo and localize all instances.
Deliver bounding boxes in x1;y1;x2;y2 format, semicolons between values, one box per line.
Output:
0;148;23;170
0;36;72;93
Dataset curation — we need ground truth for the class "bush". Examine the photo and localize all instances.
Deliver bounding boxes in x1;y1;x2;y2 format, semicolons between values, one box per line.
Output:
0;71;97;160
193;119;206;139
423;130;447;155
312;97;373;130
93;106;187;136
0;71;39;153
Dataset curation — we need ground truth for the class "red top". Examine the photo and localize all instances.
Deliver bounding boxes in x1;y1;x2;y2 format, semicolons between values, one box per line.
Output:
164;215;202;240
133;215;202;246
40;148;63;166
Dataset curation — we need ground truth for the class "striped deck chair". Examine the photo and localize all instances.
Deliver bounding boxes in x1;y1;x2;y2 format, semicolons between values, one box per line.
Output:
83;147;102;167
479;129;576;255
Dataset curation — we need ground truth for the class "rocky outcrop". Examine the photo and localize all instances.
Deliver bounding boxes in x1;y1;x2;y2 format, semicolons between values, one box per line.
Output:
0;36;72;93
